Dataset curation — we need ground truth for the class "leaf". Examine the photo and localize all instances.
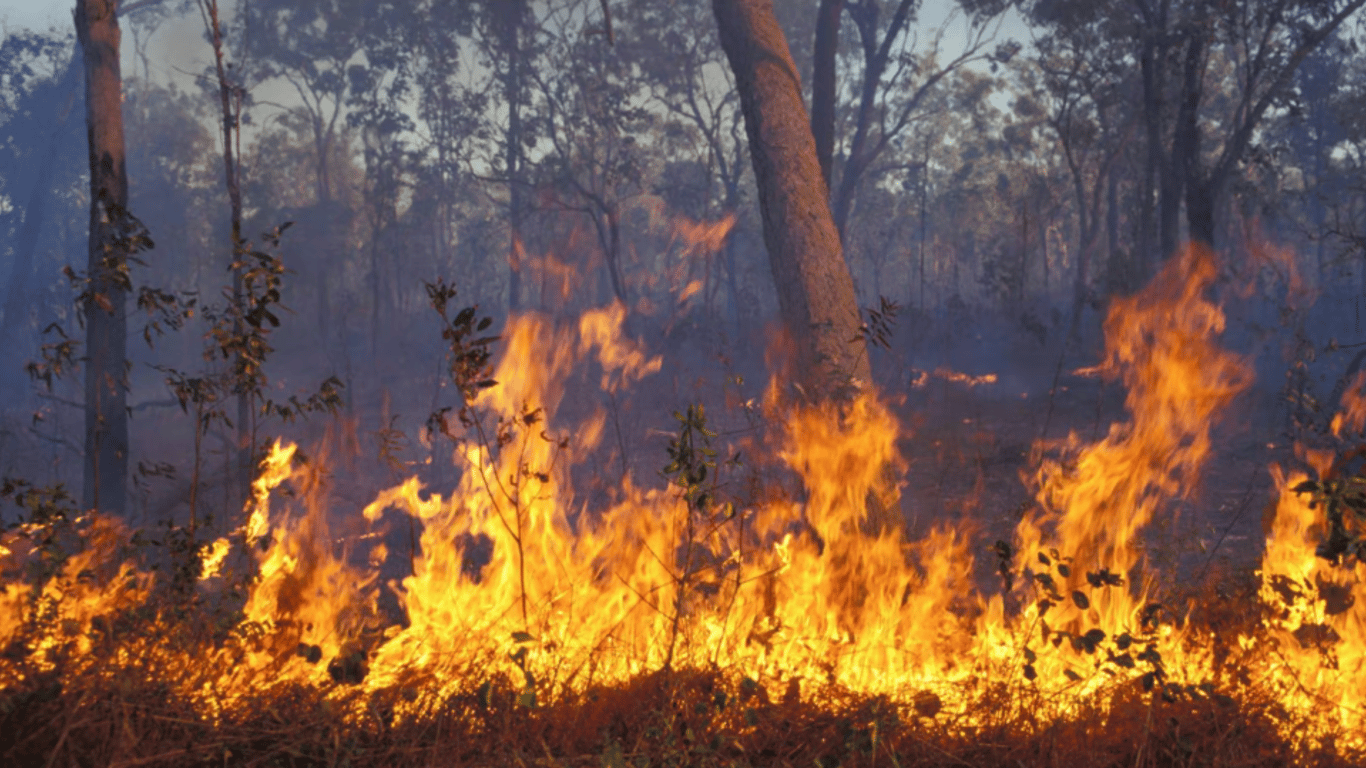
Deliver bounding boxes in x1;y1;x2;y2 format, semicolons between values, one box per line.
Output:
1023;663;1037;681
1064;669;1082;682
1071;590;1090;610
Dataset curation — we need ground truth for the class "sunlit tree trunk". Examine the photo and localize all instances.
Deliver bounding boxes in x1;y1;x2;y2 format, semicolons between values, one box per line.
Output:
76;0;131;515
713;0;871;399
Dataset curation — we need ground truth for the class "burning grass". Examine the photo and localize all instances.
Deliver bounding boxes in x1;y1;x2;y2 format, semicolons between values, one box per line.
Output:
4;244;1366;767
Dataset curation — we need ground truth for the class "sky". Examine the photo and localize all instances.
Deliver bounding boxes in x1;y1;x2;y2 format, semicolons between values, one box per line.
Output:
0;0;67;34
0;0;1034;54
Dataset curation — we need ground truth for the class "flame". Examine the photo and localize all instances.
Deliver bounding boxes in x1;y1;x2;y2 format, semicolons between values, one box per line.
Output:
6;240;1366;756
198;537;230;580
909;367;999;388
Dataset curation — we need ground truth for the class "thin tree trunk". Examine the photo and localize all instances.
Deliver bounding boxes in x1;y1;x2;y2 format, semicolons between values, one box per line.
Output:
202;0;251;516
1138;0;1167;270
502;2;526;312
1106;159;1119;282
810;0;843;190
712;0;871;399
76;0;131;516
1173;27;1207;249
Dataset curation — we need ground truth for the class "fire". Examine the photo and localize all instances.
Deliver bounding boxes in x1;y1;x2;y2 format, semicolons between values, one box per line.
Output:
909;367;999;388
4;242;1366;758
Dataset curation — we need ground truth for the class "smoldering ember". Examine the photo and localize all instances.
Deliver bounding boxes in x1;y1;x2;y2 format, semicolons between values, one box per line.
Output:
4;1;1366;766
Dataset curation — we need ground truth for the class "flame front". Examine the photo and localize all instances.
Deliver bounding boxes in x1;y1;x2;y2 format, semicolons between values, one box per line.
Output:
5;242;1366;756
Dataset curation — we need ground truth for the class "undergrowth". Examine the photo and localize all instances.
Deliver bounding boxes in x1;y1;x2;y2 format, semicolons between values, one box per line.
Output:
3;282;1364;767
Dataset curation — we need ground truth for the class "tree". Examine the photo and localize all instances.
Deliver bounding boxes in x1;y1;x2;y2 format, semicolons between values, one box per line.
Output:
530;0;652;307
712;0;871;398
1136;0;1366;253
75;0;136;515
1027;1;1136;327
622;0;752;332
808;0;1011;241
241;0;408;341
489;0;531;312
0;33;83;379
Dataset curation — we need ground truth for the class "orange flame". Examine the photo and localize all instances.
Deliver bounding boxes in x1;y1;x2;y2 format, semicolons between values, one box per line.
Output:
8;240;1366;753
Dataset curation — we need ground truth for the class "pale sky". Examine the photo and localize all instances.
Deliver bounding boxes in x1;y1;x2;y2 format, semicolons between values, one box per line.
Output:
0;0;67;34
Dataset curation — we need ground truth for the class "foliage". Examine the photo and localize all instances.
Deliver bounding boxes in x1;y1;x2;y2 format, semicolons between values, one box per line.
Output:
424;277;499;403
1292;454;1366;565
855;296;901;352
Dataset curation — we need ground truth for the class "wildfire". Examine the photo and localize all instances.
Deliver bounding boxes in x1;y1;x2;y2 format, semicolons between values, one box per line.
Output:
3;243;1366;759
909;367;999;388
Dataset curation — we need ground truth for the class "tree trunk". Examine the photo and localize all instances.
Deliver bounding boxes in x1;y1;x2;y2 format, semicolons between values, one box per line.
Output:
712;0;871;399
501;1;526;312
1138;1;1168;269
203;0;252;523
76;0;131;516
1172;27;1207;248
810;0;843;190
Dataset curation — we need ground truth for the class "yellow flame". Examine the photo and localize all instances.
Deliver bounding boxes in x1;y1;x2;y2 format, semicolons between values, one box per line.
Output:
8;240;1366;752
198;538;230;580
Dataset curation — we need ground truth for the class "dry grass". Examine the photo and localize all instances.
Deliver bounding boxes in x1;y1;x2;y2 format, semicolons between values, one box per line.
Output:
1;586;1357;768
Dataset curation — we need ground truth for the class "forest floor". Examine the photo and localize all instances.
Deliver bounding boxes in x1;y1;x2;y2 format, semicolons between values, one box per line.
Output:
897;365;1291;596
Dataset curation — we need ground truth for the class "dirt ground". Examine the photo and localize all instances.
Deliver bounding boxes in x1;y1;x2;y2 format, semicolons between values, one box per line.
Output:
894;365;1296;602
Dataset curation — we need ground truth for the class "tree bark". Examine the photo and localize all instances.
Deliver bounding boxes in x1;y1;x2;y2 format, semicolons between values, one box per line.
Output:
76;0;131;516
712;0;871;399
810;0;843;190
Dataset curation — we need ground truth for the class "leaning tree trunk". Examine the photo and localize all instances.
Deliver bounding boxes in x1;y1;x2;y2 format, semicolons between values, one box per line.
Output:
712;0;871;400
76;0;131;516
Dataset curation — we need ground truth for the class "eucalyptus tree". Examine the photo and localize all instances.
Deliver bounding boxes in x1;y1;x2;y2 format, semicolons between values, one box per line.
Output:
408;1;483;297
240;0;413;340
808;0;1014;241
528;0;655;307
74;0;138;515
0;30;84;380
712;0;871;399
1025;0;1138;325
618;0;752;330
